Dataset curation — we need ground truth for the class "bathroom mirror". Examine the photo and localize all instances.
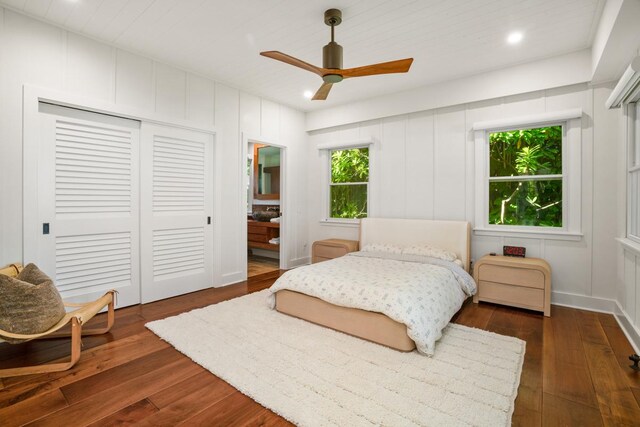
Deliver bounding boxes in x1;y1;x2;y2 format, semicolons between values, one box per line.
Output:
253;144;280;200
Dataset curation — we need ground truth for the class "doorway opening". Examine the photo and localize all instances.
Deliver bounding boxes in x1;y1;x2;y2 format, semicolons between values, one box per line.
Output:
246;142;282;277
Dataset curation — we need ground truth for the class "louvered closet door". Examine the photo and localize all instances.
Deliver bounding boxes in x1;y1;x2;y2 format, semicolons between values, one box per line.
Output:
140;124;214;303
36;103;141;307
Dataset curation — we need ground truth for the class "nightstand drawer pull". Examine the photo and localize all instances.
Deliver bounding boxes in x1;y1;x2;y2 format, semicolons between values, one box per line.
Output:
478;280;544;311
479;264;544;289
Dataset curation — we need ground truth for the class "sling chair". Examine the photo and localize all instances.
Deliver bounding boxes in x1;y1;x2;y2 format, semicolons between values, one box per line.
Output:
0;263;116;378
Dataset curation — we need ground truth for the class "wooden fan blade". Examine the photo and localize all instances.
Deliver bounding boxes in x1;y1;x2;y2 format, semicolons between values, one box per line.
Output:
260;51;327;77
312;82;333;100
340;58;414;78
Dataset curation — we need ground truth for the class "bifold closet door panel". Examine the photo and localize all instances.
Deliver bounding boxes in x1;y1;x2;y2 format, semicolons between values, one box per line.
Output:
35;103;141;307
140;123;214;303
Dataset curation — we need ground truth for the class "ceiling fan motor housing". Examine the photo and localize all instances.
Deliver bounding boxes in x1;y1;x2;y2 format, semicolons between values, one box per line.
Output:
323;41;343;70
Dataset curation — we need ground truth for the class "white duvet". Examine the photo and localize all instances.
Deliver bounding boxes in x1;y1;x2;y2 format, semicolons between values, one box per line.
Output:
267;251;477;356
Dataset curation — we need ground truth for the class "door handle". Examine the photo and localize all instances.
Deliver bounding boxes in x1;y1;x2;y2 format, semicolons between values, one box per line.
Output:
207;216;211;225
43;223;50;235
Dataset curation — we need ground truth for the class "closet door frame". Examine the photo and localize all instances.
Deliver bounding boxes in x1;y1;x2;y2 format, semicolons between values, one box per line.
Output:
23;85;217;302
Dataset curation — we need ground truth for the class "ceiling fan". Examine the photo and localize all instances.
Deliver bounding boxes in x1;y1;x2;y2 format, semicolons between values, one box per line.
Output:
260;9;414;100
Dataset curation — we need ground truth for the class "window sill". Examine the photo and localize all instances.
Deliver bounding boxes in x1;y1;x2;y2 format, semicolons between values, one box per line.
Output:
319;219;361;228
617;237;640;255
473;227;583;241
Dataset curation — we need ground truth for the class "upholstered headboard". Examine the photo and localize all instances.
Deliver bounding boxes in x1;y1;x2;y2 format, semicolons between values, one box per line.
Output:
359;218;471;272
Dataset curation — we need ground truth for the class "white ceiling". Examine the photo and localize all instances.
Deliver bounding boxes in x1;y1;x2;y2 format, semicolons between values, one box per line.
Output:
0;0;605;112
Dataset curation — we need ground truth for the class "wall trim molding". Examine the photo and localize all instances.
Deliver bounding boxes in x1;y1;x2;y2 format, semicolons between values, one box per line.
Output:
316;137;374;150
605;56;640;108
474;228;583;241
287;256;310;269
551;291;618;313
618;237;640;255
614;302;640;354
305;49;592;131
471;108;583;131
217;272;245;288
25;85;217;134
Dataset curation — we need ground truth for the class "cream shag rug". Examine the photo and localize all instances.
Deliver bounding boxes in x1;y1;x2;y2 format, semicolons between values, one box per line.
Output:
146;290;525;427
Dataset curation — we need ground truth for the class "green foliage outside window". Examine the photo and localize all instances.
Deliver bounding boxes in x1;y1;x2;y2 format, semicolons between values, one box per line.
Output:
489;126;563;227
330;148;369;219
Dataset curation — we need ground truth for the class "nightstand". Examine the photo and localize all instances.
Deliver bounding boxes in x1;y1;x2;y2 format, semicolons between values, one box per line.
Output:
473;255;551;316
312;239;359;263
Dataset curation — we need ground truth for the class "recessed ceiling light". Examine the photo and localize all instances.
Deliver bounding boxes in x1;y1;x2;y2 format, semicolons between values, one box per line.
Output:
507;31;523;45
303;90;313;99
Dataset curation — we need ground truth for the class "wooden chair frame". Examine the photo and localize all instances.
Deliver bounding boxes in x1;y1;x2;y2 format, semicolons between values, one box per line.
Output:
0;264;116;378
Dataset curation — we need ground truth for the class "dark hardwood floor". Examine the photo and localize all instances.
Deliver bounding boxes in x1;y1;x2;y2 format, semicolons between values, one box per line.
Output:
1;271;640;426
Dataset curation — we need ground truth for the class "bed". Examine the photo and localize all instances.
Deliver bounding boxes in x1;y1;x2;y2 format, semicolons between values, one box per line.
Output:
267;218;475;355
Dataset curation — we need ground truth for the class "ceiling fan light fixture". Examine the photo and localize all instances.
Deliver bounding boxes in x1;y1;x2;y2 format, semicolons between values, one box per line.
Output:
323;74;343;84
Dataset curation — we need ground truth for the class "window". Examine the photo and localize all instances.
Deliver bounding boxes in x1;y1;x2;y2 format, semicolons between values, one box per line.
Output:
473;109;583;239
628;102;640;242
488;125;563;227
329;147;369;219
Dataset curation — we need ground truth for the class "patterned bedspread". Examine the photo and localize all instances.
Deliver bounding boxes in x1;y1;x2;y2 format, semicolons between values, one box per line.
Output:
267;251;477;355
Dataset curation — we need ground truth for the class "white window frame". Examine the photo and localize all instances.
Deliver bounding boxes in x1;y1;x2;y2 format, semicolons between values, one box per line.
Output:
607;56;640;253
318;138;374;225
473;109;583;240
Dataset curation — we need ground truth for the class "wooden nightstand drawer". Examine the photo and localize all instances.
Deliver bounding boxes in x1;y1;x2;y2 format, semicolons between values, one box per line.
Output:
313;244;348;259
478;280;544;311
478;264;545;289
311;239;359;264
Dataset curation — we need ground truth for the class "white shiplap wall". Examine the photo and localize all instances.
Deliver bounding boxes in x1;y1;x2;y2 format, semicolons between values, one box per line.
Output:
0;8;308;285
308;83;621;306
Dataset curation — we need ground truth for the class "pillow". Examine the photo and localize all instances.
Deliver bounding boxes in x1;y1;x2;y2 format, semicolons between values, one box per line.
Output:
0;263;66;343
402;244;458;262
360;243;403;254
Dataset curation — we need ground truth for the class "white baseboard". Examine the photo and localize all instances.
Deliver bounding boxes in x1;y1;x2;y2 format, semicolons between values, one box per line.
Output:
215;271;245;288
551;291;618;313
614;303;640;354
286;256;310;269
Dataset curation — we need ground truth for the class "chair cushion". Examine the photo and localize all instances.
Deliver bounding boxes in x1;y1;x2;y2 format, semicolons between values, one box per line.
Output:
0;263;66;343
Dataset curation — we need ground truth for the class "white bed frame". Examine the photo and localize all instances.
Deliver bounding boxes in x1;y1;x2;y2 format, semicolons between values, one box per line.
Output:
359;218;471;272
